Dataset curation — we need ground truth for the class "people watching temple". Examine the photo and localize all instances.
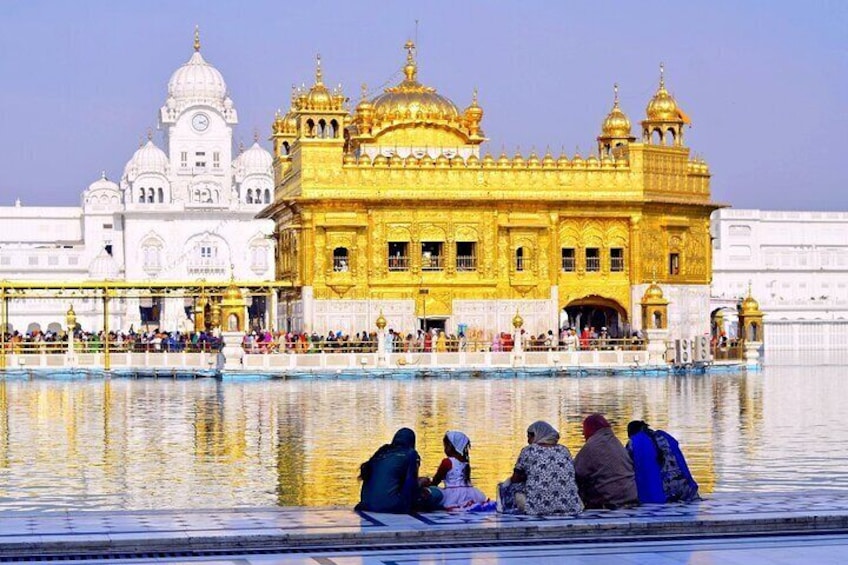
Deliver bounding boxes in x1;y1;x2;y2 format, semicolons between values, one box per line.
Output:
627;420;700;504
573;413;639;509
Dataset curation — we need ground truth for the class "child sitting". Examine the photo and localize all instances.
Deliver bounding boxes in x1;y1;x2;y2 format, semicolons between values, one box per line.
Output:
427;431;488;510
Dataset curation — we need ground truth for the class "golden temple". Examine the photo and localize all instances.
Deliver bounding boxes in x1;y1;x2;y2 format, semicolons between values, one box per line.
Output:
261;43;719;338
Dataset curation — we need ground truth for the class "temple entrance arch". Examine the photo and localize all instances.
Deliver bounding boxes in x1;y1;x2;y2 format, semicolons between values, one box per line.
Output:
561;296;629;338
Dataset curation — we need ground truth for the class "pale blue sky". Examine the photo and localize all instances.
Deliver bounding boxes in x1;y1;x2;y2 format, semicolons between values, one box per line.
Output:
0;0;845;209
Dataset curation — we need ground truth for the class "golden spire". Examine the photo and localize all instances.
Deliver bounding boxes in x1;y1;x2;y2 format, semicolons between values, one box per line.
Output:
613;82;620;107
194;25;200;52
659;62;665;89
361;82;368;100
315;53;323;85
403;40;417;81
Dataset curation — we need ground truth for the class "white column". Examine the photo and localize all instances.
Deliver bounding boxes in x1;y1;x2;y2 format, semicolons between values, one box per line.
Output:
302;286;314;332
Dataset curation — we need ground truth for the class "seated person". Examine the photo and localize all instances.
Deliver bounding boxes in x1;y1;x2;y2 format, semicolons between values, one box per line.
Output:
425;431;488;510
627;420;699;503
574;413;639;509
355;428;443;513
497;421;582;516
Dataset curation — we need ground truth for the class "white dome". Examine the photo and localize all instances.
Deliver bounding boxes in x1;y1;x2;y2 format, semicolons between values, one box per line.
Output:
87;172;119;193
235;142;273;174
88;248;120;280
168;51;227;103
125;140;169;176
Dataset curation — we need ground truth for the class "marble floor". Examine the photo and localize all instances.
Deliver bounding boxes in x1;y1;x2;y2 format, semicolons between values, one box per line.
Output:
11;534;848;564
1;492;847;564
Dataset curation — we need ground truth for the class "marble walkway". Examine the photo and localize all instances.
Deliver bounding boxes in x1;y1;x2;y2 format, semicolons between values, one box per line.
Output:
1;491;847;563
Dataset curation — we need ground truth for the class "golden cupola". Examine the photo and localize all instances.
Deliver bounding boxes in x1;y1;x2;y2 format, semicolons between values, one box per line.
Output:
641;63;691;147
598;84;636;156
349;41;485;152
371;41;460;123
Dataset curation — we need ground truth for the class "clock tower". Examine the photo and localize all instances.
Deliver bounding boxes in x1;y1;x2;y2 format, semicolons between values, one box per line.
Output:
158;27;238;207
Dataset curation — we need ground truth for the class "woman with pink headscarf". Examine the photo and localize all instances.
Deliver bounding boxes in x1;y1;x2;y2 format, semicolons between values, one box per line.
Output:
574;413;639;509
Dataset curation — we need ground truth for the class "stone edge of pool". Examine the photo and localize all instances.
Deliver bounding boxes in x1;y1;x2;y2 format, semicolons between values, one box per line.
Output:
0;362;745;380
1;491;846;559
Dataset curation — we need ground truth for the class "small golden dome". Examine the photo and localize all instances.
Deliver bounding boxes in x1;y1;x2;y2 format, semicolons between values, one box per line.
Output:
375;310;387;330
435;153;450;167
542;150;555;168
343;152;356;165
512;150;526;168
643;282;665;302
741;285;761;314
601;154;615;168
586;154;599;168
527;150;541;168
646;64;684;121
512;310;524;329
497;150;511;167
572;152;585;168
466;154;480;167
373;154;389;167
222;281;244;304
602;84;632;138
556;151;570;168
482;152;496;167
371;41;460;125
358;153;372;166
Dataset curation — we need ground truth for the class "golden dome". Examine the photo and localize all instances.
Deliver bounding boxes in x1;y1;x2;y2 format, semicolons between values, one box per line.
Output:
512;149;525;167
572;151;585;168
527;150;541;168
586;154;599;168
646;64;685;122
643;282;665;302
482;152;496;167
466;154;480;166
542;150;555;168
602;84;632;138
741;286;761;314
371;41;460;124
497;150;511;167
556;151;570;168
221;281;244;305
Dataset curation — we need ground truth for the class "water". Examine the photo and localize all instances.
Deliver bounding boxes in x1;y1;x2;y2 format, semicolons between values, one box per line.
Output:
0;359;847;512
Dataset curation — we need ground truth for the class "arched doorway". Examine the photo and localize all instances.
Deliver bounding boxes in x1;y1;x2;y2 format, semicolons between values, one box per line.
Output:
562;296;628;338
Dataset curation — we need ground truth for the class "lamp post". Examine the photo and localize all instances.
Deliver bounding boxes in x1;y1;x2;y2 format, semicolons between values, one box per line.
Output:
66;304;77;367
376;309;387;367
419;288;429;332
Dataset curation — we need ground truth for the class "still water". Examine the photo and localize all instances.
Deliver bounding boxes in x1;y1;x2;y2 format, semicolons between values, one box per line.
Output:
0;360;846;512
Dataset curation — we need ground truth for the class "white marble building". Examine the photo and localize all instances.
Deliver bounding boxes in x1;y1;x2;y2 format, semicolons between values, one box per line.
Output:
711;208;848;351
0;37;275;334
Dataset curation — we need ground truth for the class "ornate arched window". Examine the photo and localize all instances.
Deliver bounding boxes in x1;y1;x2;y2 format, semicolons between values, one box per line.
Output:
157;187;164;203
333;247;349;272
138;188;145;203
264;189;271;204
246;189;254;204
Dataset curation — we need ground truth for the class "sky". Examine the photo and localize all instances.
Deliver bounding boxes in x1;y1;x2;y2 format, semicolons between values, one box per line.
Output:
0;0;846;210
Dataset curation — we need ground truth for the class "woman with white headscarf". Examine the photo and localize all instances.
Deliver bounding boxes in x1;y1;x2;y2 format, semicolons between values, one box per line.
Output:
424;430;488;510
497;421;583;516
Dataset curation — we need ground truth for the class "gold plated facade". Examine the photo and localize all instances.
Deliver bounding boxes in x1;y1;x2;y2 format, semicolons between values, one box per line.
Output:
262;43;718;333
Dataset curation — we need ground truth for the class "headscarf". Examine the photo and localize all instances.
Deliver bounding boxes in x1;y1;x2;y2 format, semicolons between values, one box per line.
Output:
582;413;611;440
391;427;416;449
627;420;649;438
445;430;471;457
527;420;560;445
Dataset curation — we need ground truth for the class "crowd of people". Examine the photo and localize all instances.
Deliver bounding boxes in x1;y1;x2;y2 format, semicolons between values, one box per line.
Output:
355;415;698;515
1;328;223;353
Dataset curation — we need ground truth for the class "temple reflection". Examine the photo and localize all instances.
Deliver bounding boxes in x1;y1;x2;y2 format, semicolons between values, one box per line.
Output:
0;368;846;511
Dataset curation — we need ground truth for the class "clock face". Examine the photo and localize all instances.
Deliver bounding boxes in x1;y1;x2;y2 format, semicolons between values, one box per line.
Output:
192;113;210;132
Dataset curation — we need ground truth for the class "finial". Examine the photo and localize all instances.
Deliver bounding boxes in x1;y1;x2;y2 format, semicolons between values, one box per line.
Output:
290;83;297;101
275;108;281;119
238;138;244;153
651;265;657;283
147;128;153;141
315;53;323;84
472;87;479;105
747;279;753;297
659;62;665;88
613;82;619;106
230;264;236;281
138;135;144;148
403;40;417;81
101;170;106;180
360;83;368;100
194;25;200;52
253;128;259;143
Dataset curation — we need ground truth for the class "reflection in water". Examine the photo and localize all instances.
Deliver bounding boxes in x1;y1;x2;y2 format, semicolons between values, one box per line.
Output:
0;365;847;512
